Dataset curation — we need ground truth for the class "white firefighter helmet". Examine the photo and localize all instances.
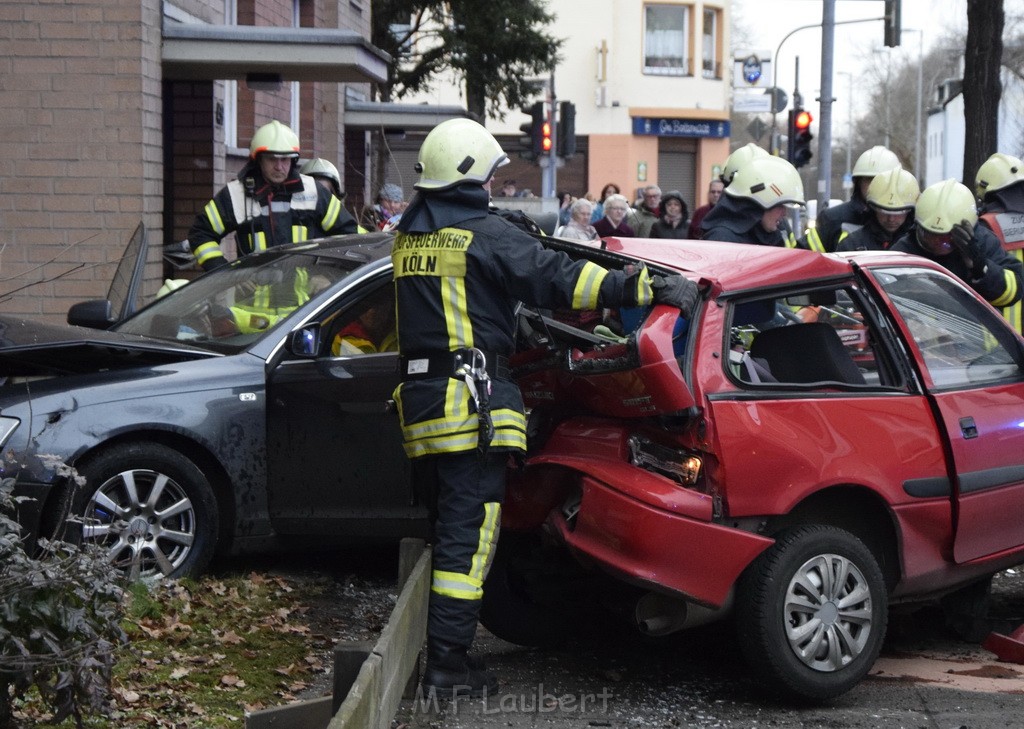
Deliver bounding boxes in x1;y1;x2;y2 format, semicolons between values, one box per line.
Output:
852;146;900;179
249;120;300;159
866;167;920;212
156;278;189;299
725;155;806;209
975;152;1024;200
721;143;770;185
413;118;509;191
300;157;342;196
915;179;978;234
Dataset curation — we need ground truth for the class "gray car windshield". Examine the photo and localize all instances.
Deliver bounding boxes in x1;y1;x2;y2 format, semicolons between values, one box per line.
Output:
114;251;361;352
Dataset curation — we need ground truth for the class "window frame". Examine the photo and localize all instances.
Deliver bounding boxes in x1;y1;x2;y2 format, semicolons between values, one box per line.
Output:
642;3;691;77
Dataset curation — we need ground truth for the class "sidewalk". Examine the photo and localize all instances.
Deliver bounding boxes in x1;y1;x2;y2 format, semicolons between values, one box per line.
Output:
392;627;648;728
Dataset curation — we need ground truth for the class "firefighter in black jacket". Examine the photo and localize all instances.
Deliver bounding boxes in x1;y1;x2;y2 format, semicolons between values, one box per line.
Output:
893;178;1022;310
802;145;900;253
975;152;1024;333
188;120;358;271
700;155;805;246
392;118;699;696
837;166;920;252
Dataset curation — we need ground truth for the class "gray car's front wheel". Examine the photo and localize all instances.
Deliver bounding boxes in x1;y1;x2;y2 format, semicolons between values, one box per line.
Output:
74;443;218;580
736;524;888;702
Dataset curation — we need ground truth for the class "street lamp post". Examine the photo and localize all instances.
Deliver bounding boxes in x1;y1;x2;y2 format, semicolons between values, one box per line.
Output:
837;70;853;199
873;47;892;148
903;28;925;181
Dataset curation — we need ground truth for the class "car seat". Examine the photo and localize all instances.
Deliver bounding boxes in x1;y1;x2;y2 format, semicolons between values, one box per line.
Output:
749;322;866;385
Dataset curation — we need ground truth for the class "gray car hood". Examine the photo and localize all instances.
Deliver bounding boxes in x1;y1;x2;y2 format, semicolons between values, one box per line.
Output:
0;315;216;376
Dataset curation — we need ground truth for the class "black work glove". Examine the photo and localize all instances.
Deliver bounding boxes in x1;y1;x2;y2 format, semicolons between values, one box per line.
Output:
951;220;987;279
651;274;699;317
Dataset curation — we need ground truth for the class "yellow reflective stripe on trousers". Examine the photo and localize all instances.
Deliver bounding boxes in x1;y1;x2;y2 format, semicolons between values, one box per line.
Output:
401;406;525;458
470;502;501;582
572;261;608;308
291;226;309;243
253;230;267;253
431;570;483;600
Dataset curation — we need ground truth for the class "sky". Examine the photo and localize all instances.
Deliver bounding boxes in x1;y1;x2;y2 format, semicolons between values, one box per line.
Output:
734;0;975;135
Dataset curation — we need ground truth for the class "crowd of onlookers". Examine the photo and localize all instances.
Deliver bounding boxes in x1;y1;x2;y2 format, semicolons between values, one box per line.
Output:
539;181;716;245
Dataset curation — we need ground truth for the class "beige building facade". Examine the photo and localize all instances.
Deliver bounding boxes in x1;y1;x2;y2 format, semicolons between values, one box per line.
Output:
401;0;733;213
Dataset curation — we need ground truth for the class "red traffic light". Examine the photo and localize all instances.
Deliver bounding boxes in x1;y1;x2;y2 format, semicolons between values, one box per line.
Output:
794;110;813;130
541;121;552;152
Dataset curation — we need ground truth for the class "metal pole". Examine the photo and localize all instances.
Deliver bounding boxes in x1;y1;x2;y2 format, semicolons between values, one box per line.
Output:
838;70;853;198
769;16;886;156
818;0;835;210
544;71;557;199
914;30;924;181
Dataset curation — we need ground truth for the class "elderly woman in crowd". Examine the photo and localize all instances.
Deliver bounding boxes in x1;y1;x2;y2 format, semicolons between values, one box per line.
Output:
593;193;636;238
554;198;599;243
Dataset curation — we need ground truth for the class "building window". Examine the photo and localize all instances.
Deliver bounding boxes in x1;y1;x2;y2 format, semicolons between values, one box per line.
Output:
644;4;690;76
702;7;721;79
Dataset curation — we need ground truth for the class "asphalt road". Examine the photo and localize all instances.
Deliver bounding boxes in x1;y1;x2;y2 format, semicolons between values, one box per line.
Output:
395;569;1024;728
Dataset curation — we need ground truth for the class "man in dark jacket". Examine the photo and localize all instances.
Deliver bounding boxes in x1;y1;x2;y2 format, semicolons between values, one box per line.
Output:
188;120;358;271
701;156;804;246
392;118;699;698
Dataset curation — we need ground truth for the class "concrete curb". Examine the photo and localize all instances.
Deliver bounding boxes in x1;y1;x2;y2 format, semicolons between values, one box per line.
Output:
328;539;430;728
245;538;430;729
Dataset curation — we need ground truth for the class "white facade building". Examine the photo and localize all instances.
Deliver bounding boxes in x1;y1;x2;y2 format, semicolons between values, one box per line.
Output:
925;70;1024;188
400;1;733;212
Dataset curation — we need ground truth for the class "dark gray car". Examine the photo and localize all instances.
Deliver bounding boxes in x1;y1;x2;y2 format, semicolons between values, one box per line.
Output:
0;232;424;579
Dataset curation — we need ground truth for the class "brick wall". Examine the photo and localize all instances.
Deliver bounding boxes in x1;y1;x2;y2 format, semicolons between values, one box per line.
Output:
0;0;369;323
0;0;164;319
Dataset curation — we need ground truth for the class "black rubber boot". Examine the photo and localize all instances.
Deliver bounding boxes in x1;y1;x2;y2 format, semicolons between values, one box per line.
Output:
421;639;498;698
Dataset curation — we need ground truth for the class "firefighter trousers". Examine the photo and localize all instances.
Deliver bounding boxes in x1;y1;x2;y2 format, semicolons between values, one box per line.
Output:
416;450;507;649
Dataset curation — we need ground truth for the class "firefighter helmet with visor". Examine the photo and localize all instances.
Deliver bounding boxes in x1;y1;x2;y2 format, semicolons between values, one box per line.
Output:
413;119;509;191
915;179;978;234
975;152;1024;200
866;167;920;212
249;120;300;159
725;155;805;209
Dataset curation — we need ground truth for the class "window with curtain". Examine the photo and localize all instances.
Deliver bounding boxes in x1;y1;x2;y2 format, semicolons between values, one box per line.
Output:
643;4;689;76
702;7;720;79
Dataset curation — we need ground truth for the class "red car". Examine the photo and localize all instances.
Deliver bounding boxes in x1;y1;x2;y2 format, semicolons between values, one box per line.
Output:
483;237;1024;702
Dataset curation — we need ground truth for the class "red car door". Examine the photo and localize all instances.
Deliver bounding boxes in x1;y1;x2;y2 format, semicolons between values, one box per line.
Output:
867;266;1024;563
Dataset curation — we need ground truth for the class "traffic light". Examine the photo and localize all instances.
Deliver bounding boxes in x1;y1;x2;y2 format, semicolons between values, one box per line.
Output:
519;101;545;160
558;101;576;158
884;0;901;47
791;109;814;169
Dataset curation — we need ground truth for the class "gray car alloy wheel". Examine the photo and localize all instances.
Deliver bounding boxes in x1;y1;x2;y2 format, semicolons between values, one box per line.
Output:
783;552;873;671
76;442;218;581
84;467;197;580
